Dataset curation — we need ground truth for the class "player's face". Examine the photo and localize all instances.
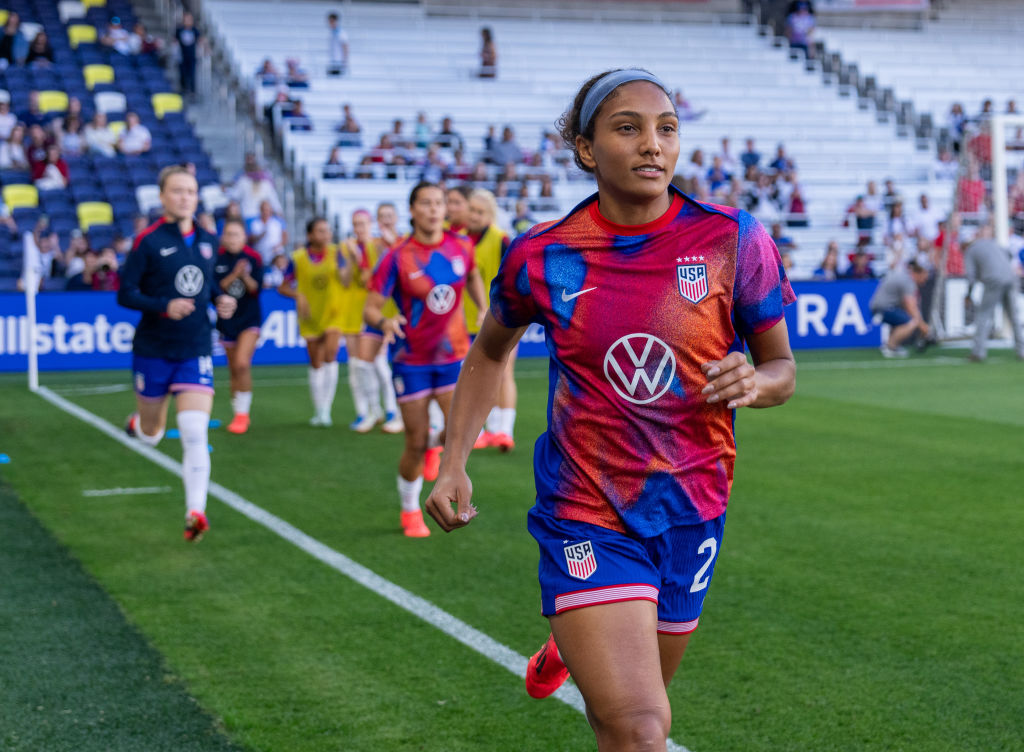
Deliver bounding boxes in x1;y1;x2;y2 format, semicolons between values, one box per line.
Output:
308;220;332;248
446;190;468;225
578;82;679;205
352;213;371;240
412;187;446;236
466;197;492;234
221;223;245;252
161;173;200;222
377;206;396;230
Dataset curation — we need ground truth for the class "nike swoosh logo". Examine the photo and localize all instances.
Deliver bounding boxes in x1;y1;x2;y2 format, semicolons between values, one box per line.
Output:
160;247;177;256
409;270;426;280
561;286;596;302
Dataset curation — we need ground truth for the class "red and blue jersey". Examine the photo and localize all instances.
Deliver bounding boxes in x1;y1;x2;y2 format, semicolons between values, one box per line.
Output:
369;230;476;366
490;187;795;537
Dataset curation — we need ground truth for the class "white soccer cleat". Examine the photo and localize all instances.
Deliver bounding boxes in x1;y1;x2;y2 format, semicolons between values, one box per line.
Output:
381;411;404;434
351;413;380;433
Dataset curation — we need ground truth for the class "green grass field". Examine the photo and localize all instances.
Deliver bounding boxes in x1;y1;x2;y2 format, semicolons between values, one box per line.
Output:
1;349;1022;752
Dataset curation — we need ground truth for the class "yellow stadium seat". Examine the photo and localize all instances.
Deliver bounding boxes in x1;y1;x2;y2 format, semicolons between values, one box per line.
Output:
107;120;126;136
0;11;9;26
151;92;183;119
77;202;114;231
67;23;97;48
83;63;114;90
3;184;39;210
82;0;106;8
37;90;69;115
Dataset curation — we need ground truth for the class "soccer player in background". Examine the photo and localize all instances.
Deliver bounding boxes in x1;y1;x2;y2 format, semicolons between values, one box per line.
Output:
444;184;472;234
426;69;796;750
463;188;518;451
119;165;237;542
214;218;263;434
277;217;350;427
363;182;486;538
341;209;402;433
376;201;401;248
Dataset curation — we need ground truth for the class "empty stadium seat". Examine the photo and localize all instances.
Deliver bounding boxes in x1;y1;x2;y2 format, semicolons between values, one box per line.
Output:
83;63;114;90
151;92;183;119
58;1;86;24
3;184;40;211
67;23;97;48
76;200;114;231
134;184;160;214
37;90;69;115
94;90;127;114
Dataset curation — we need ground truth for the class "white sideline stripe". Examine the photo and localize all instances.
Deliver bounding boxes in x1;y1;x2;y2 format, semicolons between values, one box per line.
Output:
52;383;132;395
33;386;692;752
797;356;966;371
83;486;172;497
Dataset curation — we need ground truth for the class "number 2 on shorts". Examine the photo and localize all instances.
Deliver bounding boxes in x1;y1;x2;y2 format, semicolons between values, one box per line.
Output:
689;537;718;593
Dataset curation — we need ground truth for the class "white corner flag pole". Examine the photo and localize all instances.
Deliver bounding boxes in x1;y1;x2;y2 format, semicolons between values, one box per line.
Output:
23;233;39;392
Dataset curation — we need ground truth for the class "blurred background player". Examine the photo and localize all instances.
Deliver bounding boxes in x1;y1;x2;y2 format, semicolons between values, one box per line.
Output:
426;69;795;751
376;201;401;248
444;185;472;235
463;188;517;451
341;208;402;433
214;218;264;434
119;165;237;542
277;217;351;426
364;182;486;538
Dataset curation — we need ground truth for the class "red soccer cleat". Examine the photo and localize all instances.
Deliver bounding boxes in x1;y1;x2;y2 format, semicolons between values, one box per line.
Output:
423;446;443;482
124;412;139;437
400;509;431;538
525;633;569;699
226;413;250;434
473;431;493;450
491;432;515;453
183;510;209;542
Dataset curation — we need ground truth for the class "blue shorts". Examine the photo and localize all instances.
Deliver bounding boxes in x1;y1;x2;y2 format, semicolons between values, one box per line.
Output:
391;361;461;403
528;507;726;634
878;307;912;327
132;354;214;400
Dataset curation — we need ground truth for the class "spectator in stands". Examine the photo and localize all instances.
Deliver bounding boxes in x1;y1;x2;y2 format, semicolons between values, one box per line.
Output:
91;247;120;291
26;125;50;172
957;163;986;214
323;147;345;179
870;259;930;358
175;11;201;97
118;111;152;155
910;193;943;242
0;101;16;140
54;115;83;158
672;89;705;122
490;126;522;166
84;112;117;157
933;147;958;181
19;92;48;129
387;118;412;150
65;248;100;291
368;133;396;165
63;231;89;276
0;124;29;170
770;222;796;254
863;179;883;215
433;116;464;152
843;247;875;280
769;143;795;173
935;213;963;277
946;102;966;152
413;112;431;149
787;184;807;227
101;17;133;56
131;22;163;57
446;148;473;182
327;12;349;76
964;223;1024;361
740;138;761;170
264;252;288;289
419;144;448;183
786;1;816;58
285;58;309;88
32;144;68;190
335;103;361;147
886;200;911;243
813;241;841;281
256;58;280;86
977;98;994;121
478;26;497;78
25;31;54;66
844;195;875;242
248;199;288;265
706;156;731;194
0;12;28;66
882;178;901;212
283;99;313;131
354;155;374;179
0;202;16;232
230;154;282;220
715;137;738;175
511;199;535;236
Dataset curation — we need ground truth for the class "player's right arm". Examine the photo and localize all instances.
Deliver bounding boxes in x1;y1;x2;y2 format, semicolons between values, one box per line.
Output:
276;257;309;319
117;235;193;318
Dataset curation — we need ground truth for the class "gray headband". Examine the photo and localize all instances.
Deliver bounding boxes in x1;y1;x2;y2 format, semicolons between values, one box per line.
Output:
579;70;669;132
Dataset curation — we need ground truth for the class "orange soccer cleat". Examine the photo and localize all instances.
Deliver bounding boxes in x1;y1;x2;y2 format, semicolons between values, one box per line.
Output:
226;413;250;434
423;446;443;482
183;510;209;542
525;633;569;699
473;431;494;450
491;433;515;453
400;509;431;538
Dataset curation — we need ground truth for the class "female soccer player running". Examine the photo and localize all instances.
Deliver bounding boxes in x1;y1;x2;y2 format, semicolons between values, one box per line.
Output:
341;209;402;433
463;188;518;451
278;217;351;427
119;165;237;541
214;218;263;434
426;69;796;750
363;182;486;538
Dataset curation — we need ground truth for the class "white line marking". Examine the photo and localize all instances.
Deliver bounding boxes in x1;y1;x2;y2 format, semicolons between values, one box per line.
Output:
797;356;966;371
52;383;132;396
34;386;691;752
82;486;172;497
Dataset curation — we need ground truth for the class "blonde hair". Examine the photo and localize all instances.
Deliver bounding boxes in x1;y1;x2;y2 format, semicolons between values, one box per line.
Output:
469;188;498;226
158;164;195;191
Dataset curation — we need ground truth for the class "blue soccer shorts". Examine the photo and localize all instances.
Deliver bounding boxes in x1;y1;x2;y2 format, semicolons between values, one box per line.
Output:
132;354;214;400
391;361;461;404
528;506;726;635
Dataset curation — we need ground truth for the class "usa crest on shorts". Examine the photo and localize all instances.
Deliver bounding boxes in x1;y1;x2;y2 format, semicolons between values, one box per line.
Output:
677;259;708;303
563;540;597;580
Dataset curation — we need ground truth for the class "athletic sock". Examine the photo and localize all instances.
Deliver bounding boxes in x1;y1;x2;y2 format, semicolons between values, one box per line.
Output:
232;391;252;416
177;410;210;515
137;427;164;446
374;349;398;415
348;359;371;417
308;366;324;412
501;407;517;438
397;474;424;513
485;406;502;434
323;361;339;412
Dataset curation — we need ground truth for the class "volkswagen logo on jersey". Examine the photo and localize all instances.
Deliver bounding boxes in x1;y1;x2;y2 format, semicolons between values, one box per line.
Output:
677;261;708;303
603;333;676;405
563;541;597;580
426;284;456;314
451;255;466;277
174;264;205;297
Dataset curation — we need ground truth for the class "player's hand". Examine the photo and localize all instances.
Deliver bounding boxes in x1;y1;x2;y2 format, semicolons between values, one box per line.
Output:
701;352;758;409
167;298;196;319
381;314;408;345
424;468;478;532
296;294;311;321
216;295;237;319
233;258;251;276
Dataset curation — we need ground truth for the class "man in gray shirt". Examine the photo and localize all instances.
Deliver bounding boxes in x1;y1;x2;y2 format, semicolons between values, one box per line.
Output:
964;225;1024;361
869;259;930;357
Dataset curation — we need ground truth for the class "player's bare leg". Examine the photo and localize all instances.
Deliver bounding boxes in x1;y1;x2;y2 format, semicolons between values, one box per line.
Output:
396;395;431;536
549;601;672;752
176;390;214;541
131;393;171;443
225;328;258;433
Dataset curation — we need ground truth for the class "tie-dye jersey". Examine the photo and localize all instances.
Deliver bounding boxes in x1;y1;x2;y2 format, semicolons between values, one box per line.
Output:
370;230;476;366
489;188;795;537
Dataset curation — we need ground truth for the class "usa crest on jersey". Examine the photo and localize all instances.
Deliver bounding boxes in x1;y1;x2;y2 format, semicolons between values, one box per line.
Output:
677;262;708;303
199;242;214;259
563;540;597;580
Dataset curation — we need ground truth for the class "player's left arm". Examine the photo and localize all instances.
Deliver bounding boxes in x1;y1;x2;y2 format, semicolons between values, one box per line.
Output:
466;268;487;328
701;319;795;409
